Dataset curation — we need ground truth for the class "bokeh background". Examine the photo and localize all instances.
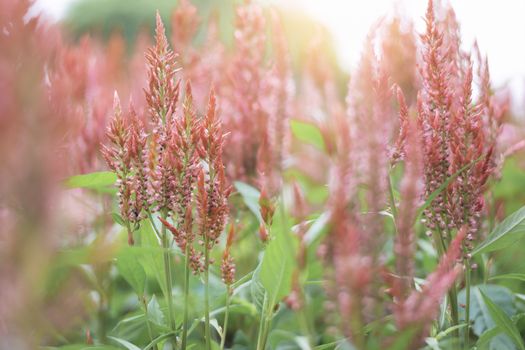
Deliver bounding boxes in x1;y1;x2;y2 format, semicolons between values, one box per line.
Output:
33;0;525;112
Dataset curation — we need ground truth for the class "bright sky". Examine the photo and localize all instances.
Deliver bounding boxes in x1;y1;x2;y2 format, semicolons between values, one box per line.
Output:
35;0;525;107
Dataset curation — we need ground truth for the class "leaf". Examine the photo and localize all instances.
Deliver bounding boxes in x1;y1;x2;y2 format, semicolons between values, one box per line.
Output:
476;327;502;349
385;327;418;350
143;332;177;350
458;284;516;336
139;220;168;298
435;323;468;340
258;205;297;307
489;274;525;282
108;336;141;350
147;295;165;326
234;181;262;222
250;262;266;312
472;206;525;256
290;119;326;152
116;247;146;296
66;171;117;189
112;213;125;226
480;290;525;350
304;212;330;244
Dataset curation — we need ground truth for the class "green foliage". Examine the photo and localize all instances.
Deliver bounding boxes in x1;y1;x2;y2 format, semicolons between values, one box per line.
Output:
458;284;516;336
234;181;262;222
290;119;326;152
472;206;525;256
479;290;525;350
65;171;116;190
116;247;147;296
259;206;298;307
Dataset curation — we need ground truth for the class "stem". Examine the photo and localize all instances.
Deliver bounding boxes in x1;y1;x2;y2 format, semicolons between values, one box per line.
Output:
449;284;459;336
298;305;313;348
204;237;212;350
388;173;398;223
181;244;191;349
464;263;471;349
220;289;232;350
256;293;269;350
430;214;459;338
160;212;177;344
141;296;156;347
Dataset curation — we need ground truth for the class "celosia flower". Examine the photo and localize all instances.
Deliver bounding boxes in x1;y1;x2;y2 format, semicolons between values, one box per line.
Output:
393;115;423;301
395;227;466;347
197;89;231;258
418;0;501;257
145;12;181;214
102;93;139;245
221;224;236;287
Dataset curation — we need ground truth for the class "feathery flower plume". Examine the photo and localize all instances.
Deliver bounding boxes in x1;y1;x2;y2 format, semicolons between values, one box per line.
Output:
393;116;423;301
395;227;466;347
145;12;180;128
145;12;181;214
256;11;294;196
326;30;394;345
391;85;410;164
221;224;236;287
102;93;138;245
223;2;266;180
197;89;231;257
418;0;500;256
168;83;203;272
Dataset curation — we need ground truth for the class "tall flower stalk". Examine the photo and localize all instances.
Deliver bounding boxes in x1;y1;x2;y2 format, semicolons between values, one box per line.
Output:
197;89;231;350
418;0;501;341
220;224;236;350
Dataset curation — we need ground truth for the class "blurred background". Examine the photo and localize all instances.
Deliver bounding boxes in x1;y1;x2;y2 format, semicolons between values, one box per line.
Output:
33;0;525;112
3;1;525;348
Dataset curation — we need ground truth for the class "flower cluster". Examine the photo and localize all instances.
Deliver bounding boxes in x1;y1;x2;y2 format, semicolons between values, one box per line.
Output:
197;90;231;255
418;0;504;258
221;224;236;287
103;13;231;274
102;94;145;245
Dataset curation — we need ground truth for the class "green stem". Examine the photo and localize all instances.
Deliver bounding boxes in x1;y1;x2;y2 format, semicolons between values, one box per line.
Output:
430;216;459;338
181;244;191;349
141;296;156;348
388;173;398;223
256;294;269;350
220;289;232;350
160;212;177;344
464;263;471;349
204;238;212;350
298;305;313;348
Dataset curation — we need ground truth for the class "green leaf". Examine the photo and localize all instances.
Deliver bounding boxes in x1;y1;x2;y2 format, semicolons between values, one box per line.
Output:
304;212;330;244
234;181;262;222
66;171;117;189
108;336;141;350
489;273;525;282
480;290;525;350
116;247;146;296
143;332;177;350
385;326;418;350
112;213;125;226
472;206;525;256
476;327;502;349
139;220;168;297
290;119;325;151
147;295;165;326
458;285;516;336
258;205;297;307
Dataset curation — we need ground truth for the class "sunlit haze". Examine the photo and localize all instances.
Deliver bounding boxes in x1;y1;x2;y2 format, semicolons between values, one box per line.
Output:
36;0;525;106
